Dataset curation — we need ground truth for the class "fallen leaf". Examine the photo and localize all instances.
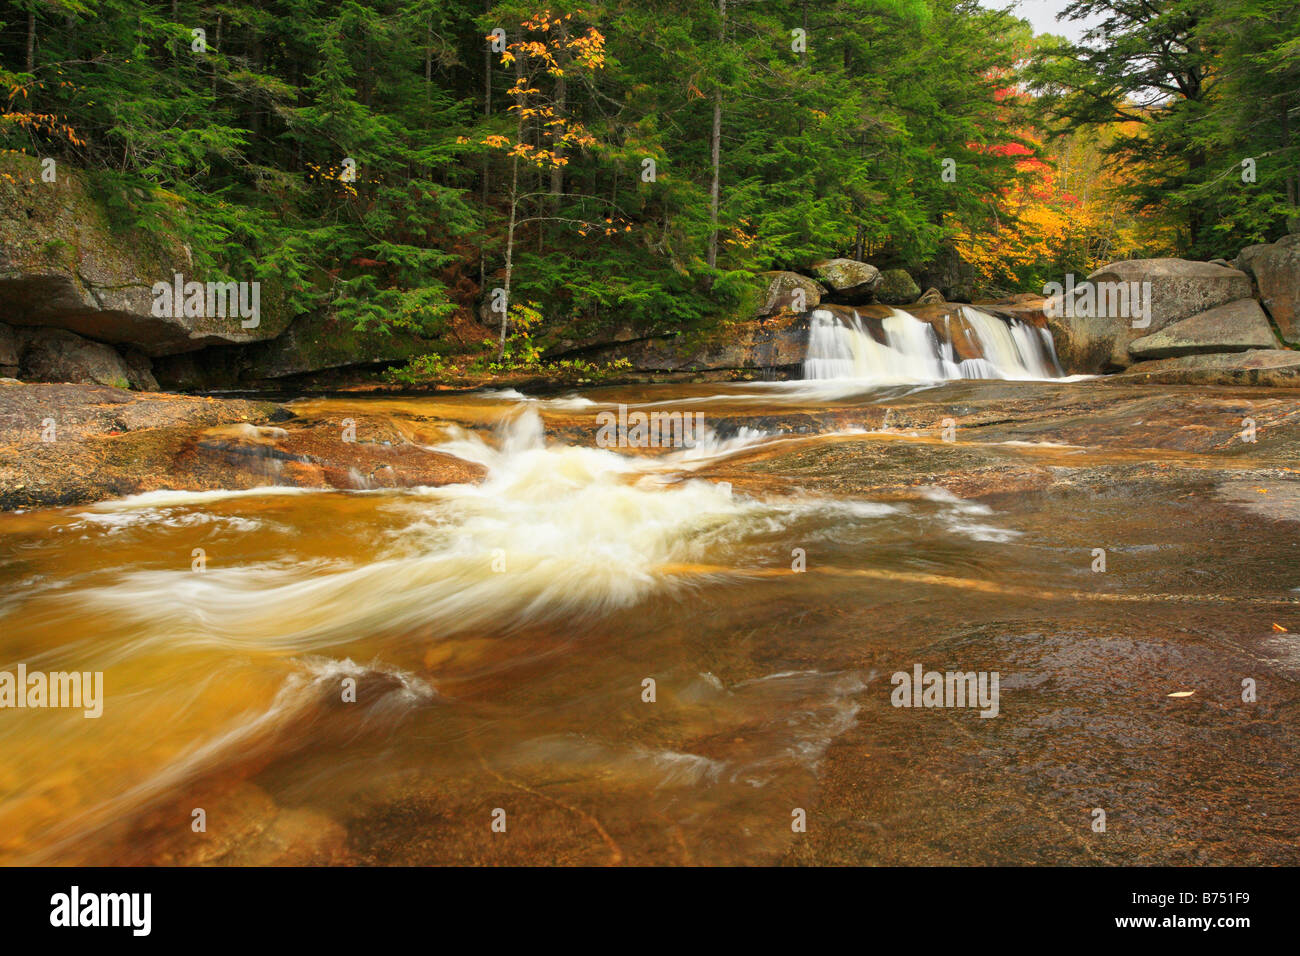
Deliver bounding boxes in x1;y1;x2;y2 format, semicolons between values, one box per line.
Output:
1273;623;1288;633
1167;691;1195;698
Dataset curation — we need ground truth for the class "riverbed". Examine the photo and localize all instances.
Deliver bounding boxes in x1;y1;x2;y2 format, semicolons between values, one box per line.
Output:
1;377;1298;864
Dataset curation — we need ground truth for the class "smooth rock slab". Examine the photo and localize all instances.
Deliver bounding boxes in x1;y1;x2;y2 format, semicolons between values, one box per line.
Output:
1120;348;1300;386
1128;298;1276;359
1236;234;1300;344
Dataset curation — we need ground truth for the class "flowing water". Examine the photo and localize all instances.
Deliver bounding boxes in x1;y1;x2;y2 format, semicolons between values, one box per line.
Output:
2;330;1300;865
803;307;1063;382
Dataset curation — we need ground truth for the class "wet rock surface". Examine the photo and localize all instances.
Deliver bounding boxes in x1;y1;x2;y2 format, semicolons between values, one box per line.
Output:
1120;348;1300;386
0;383;482;510
686;379;1300;865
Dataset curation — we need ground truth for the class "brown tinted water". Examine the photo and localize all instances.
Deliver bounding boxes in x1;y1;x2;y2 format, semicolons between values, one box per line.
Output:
2;379;1299;865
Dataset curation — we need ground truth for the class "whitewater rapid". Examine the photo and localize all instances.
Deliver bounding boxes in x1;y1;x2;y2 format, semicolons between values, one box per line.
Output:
55;407;1021;652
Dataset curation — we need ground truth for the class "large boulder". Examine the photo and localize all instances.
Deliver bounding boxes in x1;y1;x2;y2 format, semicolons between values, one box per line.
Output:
0;154;291;356
1120;348;1300;387
476;296;506;328
0;323;18;378
1046;259;1252;372
875;268;921;305
16;327;148;388
1127;298;1276;359
1235;234;1300;343
122;349;159;391
811;259;881;296
756;271;825;316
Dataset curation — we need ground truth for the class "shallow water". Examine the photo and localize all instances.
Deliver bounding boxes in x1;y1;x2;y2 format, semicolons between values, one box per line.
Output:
2;379;1299;865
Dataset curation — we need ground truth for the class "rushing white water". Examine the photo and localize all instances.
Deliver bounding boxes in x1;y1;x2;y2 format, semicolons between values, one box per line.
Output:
803;307;1063;383
57;409;1019;652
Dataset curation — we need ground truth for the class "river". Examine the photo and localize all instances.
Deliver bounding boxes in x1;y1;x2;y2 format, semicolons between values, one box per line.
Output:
2;316;1299;865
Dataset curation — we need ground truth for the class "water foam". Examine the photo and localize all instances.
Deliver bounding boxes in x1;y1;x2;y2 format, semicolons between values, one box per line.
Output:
62;411;1017;650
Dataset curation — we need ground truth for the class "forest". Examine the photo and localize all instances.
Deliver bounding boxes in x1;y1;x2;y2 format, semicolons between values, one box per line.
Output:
3;1;1300;880
2;0;1297;367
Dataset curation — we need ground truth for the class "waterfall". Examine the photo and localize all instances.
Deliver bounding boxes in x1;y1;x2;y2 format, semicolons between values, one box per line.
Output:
802;307;1061;383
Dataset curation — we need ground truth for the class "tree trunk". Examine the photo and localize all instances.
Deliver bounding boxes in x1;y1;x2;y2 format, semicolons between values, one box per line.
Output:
499;45;525;361
26;12;36;73
212;15;223;95
550;73;566;209
800;0;808;70
708;97;722;269
707;0;727;271
484;33;492;114
500;155;519;361
480;1;493;292
1187;148;1206;251
362;36;372;108
250;37;263;139
169;1;179;63
1284;101;1299;234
